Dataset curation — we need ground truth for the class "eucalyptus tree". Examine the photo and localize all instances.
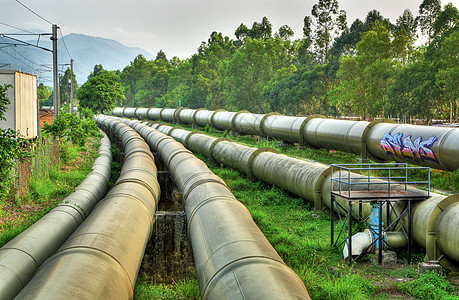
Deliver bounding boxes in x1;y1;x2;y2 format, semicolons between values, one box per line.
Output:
417;0;442;44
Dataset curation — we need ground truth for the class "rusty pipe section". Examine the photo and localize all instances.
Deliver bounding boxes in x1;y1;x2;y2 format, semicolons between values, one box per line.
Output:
113;107;459;171
119;117;459;269
0;131;112;300
14;117;160;299
113;117;310;300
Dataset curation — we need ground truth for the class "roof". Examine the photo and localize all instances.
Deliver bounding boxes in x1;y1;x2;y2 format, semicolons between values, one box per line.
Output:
0;69;36;77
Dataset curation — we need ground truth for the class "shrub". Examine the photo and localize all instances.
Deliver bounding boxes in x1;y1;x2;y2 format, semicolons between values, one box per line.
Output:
0;84;30;201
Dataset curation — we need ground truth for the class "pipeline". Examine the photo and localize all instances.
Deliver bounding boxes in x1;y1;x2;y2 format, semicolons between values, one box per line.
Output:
0;131;112;300
116;117;459;270
14;117;160;299
115;116;310;299
113;107;459;171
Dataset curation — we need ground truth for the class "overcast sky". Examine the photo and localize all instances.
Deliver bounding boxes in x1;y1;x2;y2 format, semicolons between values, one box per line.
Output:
1;0;458;59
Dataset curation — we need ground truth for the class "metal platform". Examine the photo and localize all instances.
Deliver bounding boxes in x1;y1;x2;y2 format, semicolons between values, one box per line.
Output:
330;163;431;265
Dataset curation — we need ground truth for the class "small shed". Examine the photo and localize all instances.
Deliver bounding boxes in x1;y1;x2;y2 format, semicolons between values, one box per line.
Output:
0;69;38;140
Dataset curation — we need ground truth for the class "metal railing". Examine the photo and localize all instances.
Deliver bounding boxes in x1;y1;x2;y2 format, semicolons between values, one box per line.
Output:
330;163;430;199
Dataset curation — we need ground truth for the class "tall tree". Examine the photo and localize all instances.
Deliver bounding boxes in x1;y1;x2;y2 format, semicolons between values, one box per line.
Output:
433;3;459;37
59;68;78;106
436;29;459;122
275;25;294;40
417;0;441;44
310;0;347;64
396;9;417;44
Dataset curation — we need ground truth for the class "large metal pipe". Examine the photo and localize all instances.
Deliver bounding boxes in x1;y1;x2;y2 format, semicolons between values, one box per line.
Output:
117;117;459;269
114;107;459;171
116;117;310;299
0;131;112;300
14;117;160;299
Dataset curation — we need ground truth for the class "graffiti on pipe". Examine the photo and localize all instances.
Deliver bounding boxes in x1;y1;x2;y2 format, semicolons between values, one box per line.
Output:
379;133;438;163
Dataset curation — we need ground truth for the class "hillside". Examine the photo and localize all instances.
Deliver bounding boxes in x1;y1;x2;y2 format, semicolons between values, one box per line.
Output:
0;33;154;84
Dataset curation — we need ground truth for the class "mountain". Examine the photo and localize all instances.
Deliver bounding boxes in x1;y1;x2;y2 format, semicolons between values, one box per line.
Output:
0;33;155;85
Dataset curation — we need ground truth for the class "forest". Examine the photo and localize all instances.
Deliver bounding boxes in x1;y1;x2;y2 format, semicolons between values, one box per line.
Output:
43;0;458;122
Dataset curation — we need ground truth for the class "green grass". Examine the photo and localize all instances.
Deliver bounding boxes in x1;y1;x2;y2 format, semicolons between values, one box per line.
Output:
399;272;458;300
134;279;200;300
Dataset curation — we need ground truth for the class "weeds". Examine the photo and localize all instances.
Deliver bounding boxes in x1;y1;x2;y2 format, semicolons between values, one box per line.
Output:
134;279;200;300
399;272;458;299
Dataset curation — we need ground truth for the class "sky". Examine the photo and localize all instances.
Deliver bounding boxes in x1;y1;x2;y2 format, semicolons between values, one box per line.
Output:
1;0;458;59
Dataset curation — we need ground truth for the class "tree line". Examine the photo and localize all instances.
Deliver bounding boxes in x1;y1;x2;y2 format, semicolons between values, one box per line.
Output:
41;0;458;123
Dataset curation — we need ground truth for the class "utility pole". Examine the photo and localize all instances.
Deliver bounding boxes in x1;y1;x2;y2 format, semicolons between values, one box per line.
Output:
69;58;74;113
52;24;60;119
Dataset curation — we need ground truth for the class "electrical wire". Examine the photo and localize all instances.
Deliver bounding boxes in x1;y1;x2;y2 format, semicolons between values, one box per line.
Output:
0;21;37;35
0;36;42;67
58;28;73;60
16;0;53;25
0;47;38;71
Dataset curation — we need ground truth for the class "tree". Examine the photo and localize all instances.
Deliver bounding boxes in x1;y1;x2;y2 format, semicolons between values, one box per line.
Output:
310;0;347;64
333;23;394;118
88;64;104;79
37;83;51;101
436;29;459;122
275;25;294;40
364;10;393;32
78;69;125;113
223;38;295;113
417;0;441;44
155;50;167;61
330;19;365;57
59;68;78;106
396;9;417;44
433;3;459;37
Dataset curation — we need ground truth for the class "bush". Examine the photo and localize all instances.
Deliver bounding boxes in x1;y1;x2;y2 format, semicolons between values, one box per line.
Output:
42;109;100;146
0;84;30;201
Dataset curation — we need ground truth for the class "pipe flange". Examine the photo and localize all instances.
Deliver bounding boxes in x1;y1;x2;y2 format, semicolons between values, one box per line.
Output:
361;118;396;162
192;108;207;127
425;194;459;270
313;166;331;211
299;114;325;147
259;112;281;137
208;137;234;161
210;109;227;128
247;147;279;180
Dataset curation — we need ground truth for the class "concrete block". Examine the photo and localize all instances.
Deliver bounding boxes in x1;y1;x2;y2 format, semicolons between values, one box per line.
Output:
419;262;443;275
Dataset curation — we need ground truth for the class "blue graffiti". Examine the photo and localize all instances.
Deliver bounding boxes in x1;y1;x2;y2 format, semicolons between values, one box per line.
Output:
379;132;438;163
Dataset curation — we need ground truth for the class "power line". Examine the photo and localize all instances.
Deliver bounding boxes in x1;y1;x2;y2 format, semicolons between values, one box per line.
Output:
58;28;73;60
0;21;37;34
0;47;38;71
16;0;53;25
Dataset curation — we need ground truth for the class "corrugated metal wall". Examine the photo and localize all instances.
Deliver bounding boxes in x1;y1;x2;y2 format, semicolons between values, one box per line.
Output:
0;70;38;140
